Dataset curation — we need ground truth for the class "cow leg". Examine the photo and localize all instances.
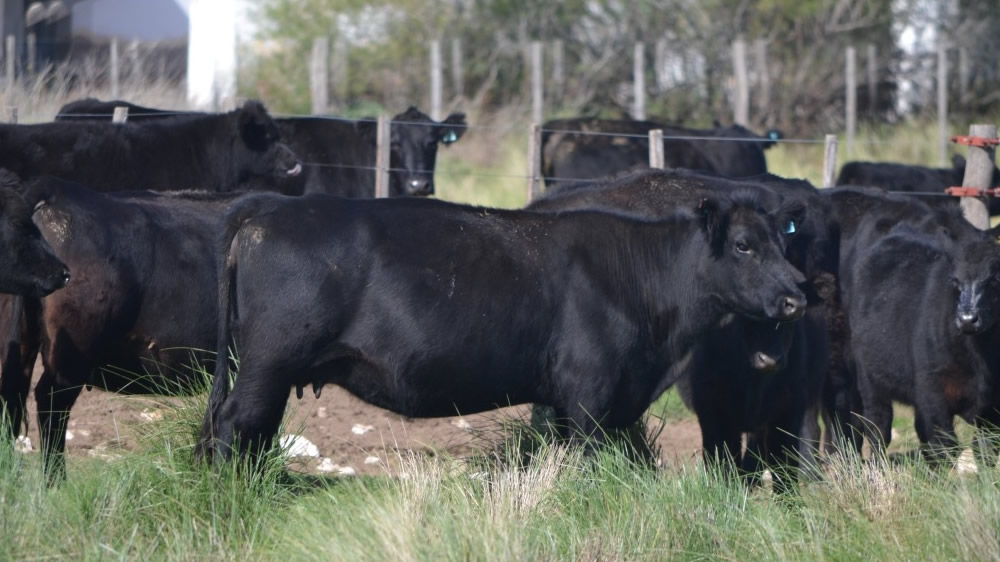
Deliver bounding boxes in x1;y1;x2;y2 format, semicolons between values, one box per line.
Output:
913;404;957;467
973;407;1000;470
798;402;824;481
765;416;804;495
699;415;742;481
742;432;765;488
213;361;293;464
35;365;84;481
859;393;893;461
0;296;40;442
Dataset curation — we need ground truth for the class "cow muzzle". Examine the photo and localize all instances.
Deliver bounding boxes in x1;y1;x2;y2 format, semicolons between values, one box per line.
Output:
955;309;984;334
405;177;433;196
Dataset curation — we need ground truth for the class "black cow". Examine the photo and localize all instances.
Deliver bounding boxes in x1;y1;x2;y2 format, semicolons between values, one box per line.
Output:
845;215;1000;465
0;178;241;477
0;173;69;298
196;192;807;463
57;99;467;197
836;156;1000;215
529;168;835;489
675;308;828;491
4;100;300;193
541;117;782;187
813;187;957;455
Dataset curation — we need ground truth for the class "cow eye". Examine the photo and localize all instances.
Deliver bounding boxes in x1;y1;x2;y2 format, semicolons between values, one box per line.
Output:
783;220;796;235
735;241;751;254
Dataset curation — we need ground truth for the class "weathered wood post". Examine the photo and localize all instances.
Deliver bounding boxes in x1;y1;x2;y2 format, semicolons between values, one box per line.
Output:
633;42;646;120
531;41;543;125
823;134;839;188
732;38;749;125
551;39;564;105
450;38;463;101
958;124;997;230
846;46;857;157
112;106;129;124
648;129;664;169
5;35;15;92
526;123;542;202
430;39;442;121
754;39;769;118
866;44;877;117
375;114;391;198
310;36;330;114
110;38;119;99
26;33;35;75
938;44;949;166
8;107;17;124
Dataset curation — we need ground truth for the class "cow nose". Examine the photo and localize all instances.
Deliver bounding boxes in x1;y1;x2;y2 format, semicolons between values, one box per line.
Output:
407;178;430;195
957;311;981;332
779;295;805;321
751;351;779;372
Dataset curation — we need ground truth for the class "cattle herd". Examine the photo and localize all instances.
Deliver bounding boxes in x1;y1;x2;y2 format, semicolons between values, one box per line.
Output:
0;98;998;492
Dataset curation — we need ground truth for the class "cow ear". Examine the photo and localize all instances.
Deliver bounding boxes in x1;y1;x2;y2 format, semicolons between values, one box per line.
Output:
777;200;806;237
697;197;728;253
237;101;274;148
437;113;466;145
764;129;782;149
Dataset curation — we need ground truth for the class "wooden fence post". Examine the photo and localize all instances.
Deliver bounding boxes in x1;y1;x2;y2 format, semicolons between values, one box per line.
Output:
866;44;877;117
6;35;15;92
26;33;35;75
633;42;646;120
938;44;949;166
648;129;664;169
8;107;17;124
654;39;667;91
526;123;542;201
430;39;442;121
110;38;119;99
331;35;349;107
731;39;749;126
754;39;769;118
450;38;463;101
959;48;970;106
531;41;543;125
309;36;329;115
375;114;391;198
112;106;129;124
958;124;996;230
823;134;839;188
845;46;857;157
551;40;564;101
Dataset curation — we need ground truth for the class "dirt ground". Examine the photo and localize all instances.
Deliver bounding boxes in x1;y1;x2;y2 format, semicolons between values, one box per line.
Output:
19;360;704;476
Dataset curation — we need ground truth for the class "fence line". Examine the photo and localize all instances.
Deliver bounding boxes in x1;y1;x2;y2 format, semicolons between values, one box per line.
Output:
52;109;961;149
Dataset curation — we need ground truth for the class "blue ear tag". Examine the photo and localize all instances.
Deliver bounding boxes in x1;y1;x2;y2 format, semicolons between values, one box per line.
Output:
442;130;458;144
769;131;779;140
784;221;796;234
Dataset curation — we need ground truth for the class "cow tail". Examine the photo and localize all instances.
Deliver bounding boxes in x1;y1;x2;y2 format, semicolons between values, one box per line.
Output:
197;194;270;462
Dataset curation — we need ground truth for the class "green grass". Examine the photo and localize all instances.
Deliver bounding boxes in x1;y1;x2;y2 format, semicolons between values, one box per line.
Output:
3;393;1000;561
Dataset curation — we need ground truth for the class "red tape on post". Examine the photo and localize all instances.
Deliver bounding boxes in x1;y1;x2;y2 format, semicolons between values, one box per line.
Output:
950;135;1000;148
946;186;1000;197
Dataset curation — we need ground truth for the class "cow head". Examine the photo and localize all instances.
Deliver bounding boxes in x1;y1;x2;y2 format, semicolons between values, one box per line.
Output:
386;107;466;197
698;194;807;323
952;238;1000;334
234;100;302;180
0;182;69;297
